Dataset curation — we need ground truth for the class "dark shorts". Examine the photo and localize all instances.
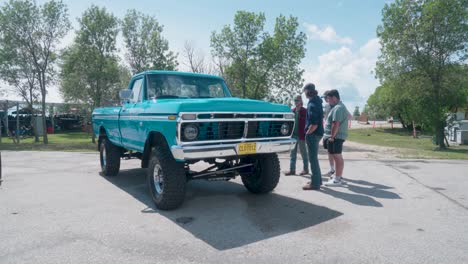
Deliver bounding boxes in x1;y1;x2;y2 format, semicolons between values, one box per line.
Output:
323;138;345;154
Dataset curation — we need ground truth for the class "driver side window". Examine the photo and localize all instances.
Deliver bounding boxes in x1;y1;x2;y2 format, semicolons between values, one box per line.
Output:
131;78;143;103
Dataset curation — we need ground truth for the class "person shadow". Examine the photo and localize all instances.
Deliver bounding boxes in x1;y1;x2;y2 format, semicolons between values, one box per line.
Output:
298;175;401;207
102;168;343;250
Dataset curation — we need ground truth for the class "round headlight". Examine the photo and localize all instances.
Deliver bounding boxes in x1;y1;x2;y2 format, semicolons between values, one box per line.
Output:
280;123;290;136
183;124;199;141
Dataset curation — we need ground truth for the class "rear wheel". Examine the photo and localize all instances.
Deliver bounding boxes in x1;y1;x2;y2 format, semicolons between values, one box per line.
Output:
99;138;121;177
147;146;186;210
240;153;280;194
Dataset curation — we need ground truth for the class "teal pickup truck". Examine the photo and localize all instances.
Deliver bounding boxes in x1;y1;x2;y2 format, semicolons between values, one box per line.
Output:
93;71;296;210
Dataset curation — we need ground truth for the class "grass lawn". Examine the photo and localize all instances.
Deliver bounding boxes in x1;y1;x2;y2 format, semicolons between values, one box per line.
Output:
0;132;96;152
348;128;468;160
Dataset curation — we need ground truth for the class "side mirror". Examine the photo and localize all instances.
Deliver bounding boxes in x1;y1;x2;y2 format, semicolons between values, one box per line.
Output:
119;89;133;101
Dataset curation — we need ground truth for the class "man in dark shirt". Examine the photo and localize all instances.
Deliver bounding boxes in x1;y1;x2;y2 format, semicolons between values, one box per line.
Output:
302;83;324;190
284;95;308;176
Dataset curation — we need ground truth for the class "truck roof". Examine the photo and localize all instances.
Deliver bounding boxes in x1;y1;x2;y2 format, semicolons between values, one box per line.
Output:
133;70;224;80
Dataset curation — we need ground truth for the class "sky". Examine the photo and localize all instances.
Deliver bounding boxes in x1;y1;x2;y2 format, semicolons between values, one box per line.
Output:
1;0;391;111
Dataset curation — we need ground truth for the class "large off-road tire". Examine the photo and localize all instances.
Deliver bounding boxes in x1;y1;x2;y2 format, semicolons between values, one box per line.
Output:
240;153;280;194
99;138;121;177
147;146;186;210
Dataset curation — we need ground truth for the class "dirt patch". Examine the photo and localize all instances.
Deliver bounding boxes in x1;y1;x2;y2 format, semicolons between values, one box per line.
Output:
278;141;402;160
342;141;401;160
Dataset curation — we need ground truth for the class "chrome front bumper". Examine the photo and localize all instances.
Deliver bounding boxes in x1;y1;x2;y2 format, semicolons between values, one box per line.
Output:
171;139;297;160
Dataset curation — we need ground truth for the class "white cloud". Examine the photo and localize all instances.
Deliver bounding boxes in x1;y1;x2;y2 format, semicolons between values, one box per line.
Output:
303;23;353;45
302;38;381;110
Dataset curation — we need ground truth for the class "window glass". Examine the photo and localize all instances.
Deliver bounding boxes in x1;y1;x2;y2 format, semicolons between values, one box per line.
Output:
146;74;231;99
131;78;143;102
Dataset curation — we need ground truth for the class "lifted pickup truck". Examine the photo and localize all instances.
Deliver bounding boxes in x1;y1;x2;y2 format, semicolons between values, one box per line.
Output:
93;71;296;210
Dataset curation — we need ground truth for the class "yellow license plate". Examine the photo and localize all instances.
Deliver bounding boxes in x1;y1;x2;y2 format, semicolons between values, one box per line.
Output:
238;142;256;155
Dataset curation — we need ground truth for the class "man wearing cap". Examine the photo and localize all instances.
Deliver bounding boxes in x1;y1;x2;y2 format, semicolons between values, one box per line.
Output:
284;95;309;176
323;89;349;186
302;83;324;190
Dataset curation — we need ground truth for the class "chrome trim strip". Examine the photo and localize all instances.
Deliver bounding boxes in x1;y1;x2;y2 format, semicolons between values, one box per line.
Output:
178;111;295;120
93;115;119;119
93;115;172;121
178;118;294;122
120;115;170;120
171;139;296;160
178;136;293;146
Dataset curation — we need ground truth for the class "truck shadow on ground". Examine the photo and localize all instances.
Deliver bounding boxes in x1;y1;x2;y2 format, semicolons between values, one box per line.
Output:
104;168;343;250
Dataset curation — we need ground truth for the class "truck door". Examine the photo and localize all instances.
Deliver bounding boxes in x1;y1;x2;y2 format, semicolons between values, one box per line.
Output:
120;77;145;151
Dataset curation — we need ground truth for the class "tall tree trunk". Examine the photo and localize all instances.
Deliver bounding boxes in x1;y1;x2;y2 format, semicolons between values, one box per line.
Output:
29;103;39;143
435;120;446;149
16;102;20;144
433;75;445;149
41;93;48;144
40;73;48;144
90;110;96;144
31;106;39;143
32;116;39;143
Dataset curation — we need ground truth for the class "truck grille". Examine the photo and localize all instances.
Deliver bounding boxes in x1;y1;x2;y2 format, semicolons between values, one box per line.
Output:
182;122;245;141
246;121;294;138
180;116;294;143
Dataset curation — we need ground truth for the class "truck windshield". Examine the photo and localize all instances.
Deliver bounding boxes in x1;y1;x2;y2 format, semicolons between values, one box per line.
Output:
146;74;232;99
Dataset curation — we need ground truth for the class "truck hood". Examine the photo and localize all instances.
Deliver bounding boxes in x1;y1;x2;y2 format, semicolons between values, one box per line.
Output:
141;97;291;114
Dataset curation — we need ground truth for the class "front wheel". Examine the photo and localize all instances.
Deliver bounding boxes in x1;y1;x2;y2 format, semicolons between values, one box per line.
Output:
99;138;121;177
240;153;280;194
147;146;186;210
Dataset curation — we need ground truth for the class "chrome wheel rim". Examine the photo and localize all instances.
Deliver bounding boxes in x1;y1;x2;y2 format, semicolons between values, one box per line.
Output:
153;164;163;194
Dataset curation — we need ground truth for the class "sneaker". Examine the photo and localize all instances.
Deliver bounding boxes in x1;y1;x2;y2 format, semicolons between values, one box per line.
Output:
299;171;309;176
324;177;344;186
284;171;296;176
322;170;335;177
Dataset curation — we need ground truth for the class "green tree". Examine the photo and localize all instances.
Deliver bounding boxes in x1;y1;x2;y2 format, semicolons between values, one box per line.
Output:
60;6;120;143
117;64;132;90
0;42;40;142
0;0;70;144
367;75;421;127
211;11;306;104
122;9;178;74
376;0;468;148
353;106;360;118
262;15;306;104
211;11;265;98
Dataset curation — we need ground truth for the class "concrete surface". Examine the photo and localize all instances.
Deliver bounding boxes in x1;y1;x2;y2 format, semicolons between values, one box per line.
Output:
0;150;467;264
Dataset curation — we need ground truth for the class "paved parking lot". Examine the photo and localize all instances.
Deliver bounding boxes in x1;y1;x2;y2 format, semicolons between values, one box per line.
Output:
1;150;467;264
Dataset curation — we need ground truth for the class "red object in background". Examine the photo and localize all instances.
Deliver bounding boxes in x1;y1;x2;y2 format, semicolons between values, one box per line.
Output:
47;126;54;134
373;120;376;128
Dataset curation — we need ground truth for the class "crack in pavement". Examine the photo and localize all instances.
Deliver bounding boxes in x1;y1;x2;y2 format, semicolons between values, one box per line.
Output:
386;163;468;211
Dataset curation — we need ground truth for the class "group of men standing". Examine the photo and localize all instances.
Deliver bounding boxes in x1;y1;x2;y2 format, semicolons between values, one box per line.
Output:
285;83;349;190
